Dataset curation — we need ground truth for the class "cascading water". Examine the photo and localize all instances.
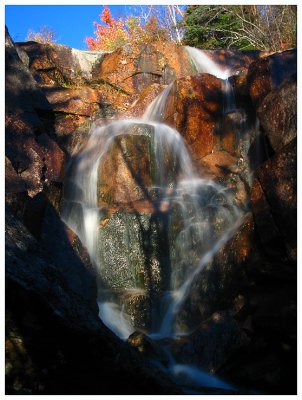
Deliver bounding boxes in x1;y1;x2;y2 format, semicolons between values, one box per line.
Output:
61;45;247;393
143;82;174;122
185;45;231;79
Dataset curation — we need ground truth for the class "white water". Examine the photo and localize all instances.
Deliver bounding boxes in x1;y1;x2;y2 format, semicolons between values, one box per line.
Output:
143;82;174;122
61;45;246;393
185;46;231;79
169;364;235;392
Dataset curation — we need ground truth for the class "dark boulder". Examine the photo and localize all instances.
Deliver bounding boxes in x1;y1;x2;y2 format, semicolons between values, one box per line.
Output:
179;214;253;330
256;139;296;261
171;311;249;373
5;27;66;197
246;49;297;107
257;77;296;153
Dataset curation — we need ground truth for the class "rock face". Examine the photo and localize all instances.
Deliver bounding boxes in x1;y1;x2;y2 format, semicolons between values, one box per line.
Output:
256;139;297;261
5;28;66;198
6;24;297;395
246;49;297;107
163;74;223;160
5;206;182;395
175;214;253;333
257;77;297;153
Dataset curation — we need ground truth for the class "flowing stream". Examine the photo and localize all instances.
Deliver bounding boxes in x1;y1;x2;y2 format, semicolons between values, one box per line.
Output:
61;46;247;393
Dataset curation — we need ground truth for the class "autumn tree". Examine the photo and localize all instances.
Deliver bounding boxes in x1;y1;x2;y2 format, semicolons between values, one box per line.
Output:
86;6;129;51
26;25;56;44
183;5;297;51
85;5;185;51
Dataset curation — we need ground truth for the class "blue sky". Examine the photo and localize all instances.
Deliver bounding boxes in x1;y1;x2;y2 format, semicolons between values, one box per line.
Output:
5;5;186;50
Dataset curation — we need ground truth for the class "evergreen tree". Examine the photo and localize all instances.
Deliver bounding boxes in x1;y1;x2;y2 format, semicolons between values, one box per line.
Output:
183;5;296;51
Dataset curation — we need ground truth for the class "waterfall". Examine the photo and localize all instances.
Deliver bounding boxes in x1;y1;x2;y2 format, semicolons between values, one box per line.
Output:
185;46;231;79
61;45;246;393
143;82;174;122
222;78;236;114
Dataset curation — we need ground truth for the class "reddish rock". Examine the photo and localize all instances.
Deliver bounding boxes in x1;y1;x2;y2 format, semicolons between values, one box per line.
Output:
198;151;238;179
36;133;66;182
127;83;167;118
42;86;104;117
257;77;296;153
97;124;179;209
6;28;66;197
92;42;193;100
207;49;259;74
163;74;223;160
54;114;88;137
219;111;244;156
98;130;153;207
246;58;272;106
16;41;106;86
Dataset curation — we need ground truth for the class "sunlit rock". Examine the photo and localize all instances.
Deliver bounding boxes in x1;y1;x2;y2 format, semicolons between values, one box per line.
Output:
163;74;223;159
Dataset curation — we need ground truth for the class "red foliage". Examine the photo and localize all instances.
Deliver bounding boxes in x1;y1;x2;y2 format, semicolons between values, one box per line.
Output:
85;6;129;51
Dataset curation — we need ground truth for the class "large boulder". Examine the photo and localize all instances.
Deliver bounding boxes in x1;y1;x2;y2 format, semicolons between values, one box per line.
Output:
92;41;193;96
256;139;297;261
206;49;259;74
163;74;223;160
246;49;296;107
97;124;180;207
181;214;253;327
256;76;296;153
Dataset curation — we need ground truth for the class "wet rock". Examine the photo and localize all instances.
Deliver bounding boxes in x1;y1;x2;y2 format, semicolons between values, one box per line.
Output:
128;331;170;365
5;205;181;395
127;83;167;118
163;74;223;160
198;151;238;179
97;209;170;331
257;77;297;153
97;124;179;206
198;151;249;207
183;214;253;326
256;139;296;261
98;127;154;206
171;311;249;373
219;110;249;157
